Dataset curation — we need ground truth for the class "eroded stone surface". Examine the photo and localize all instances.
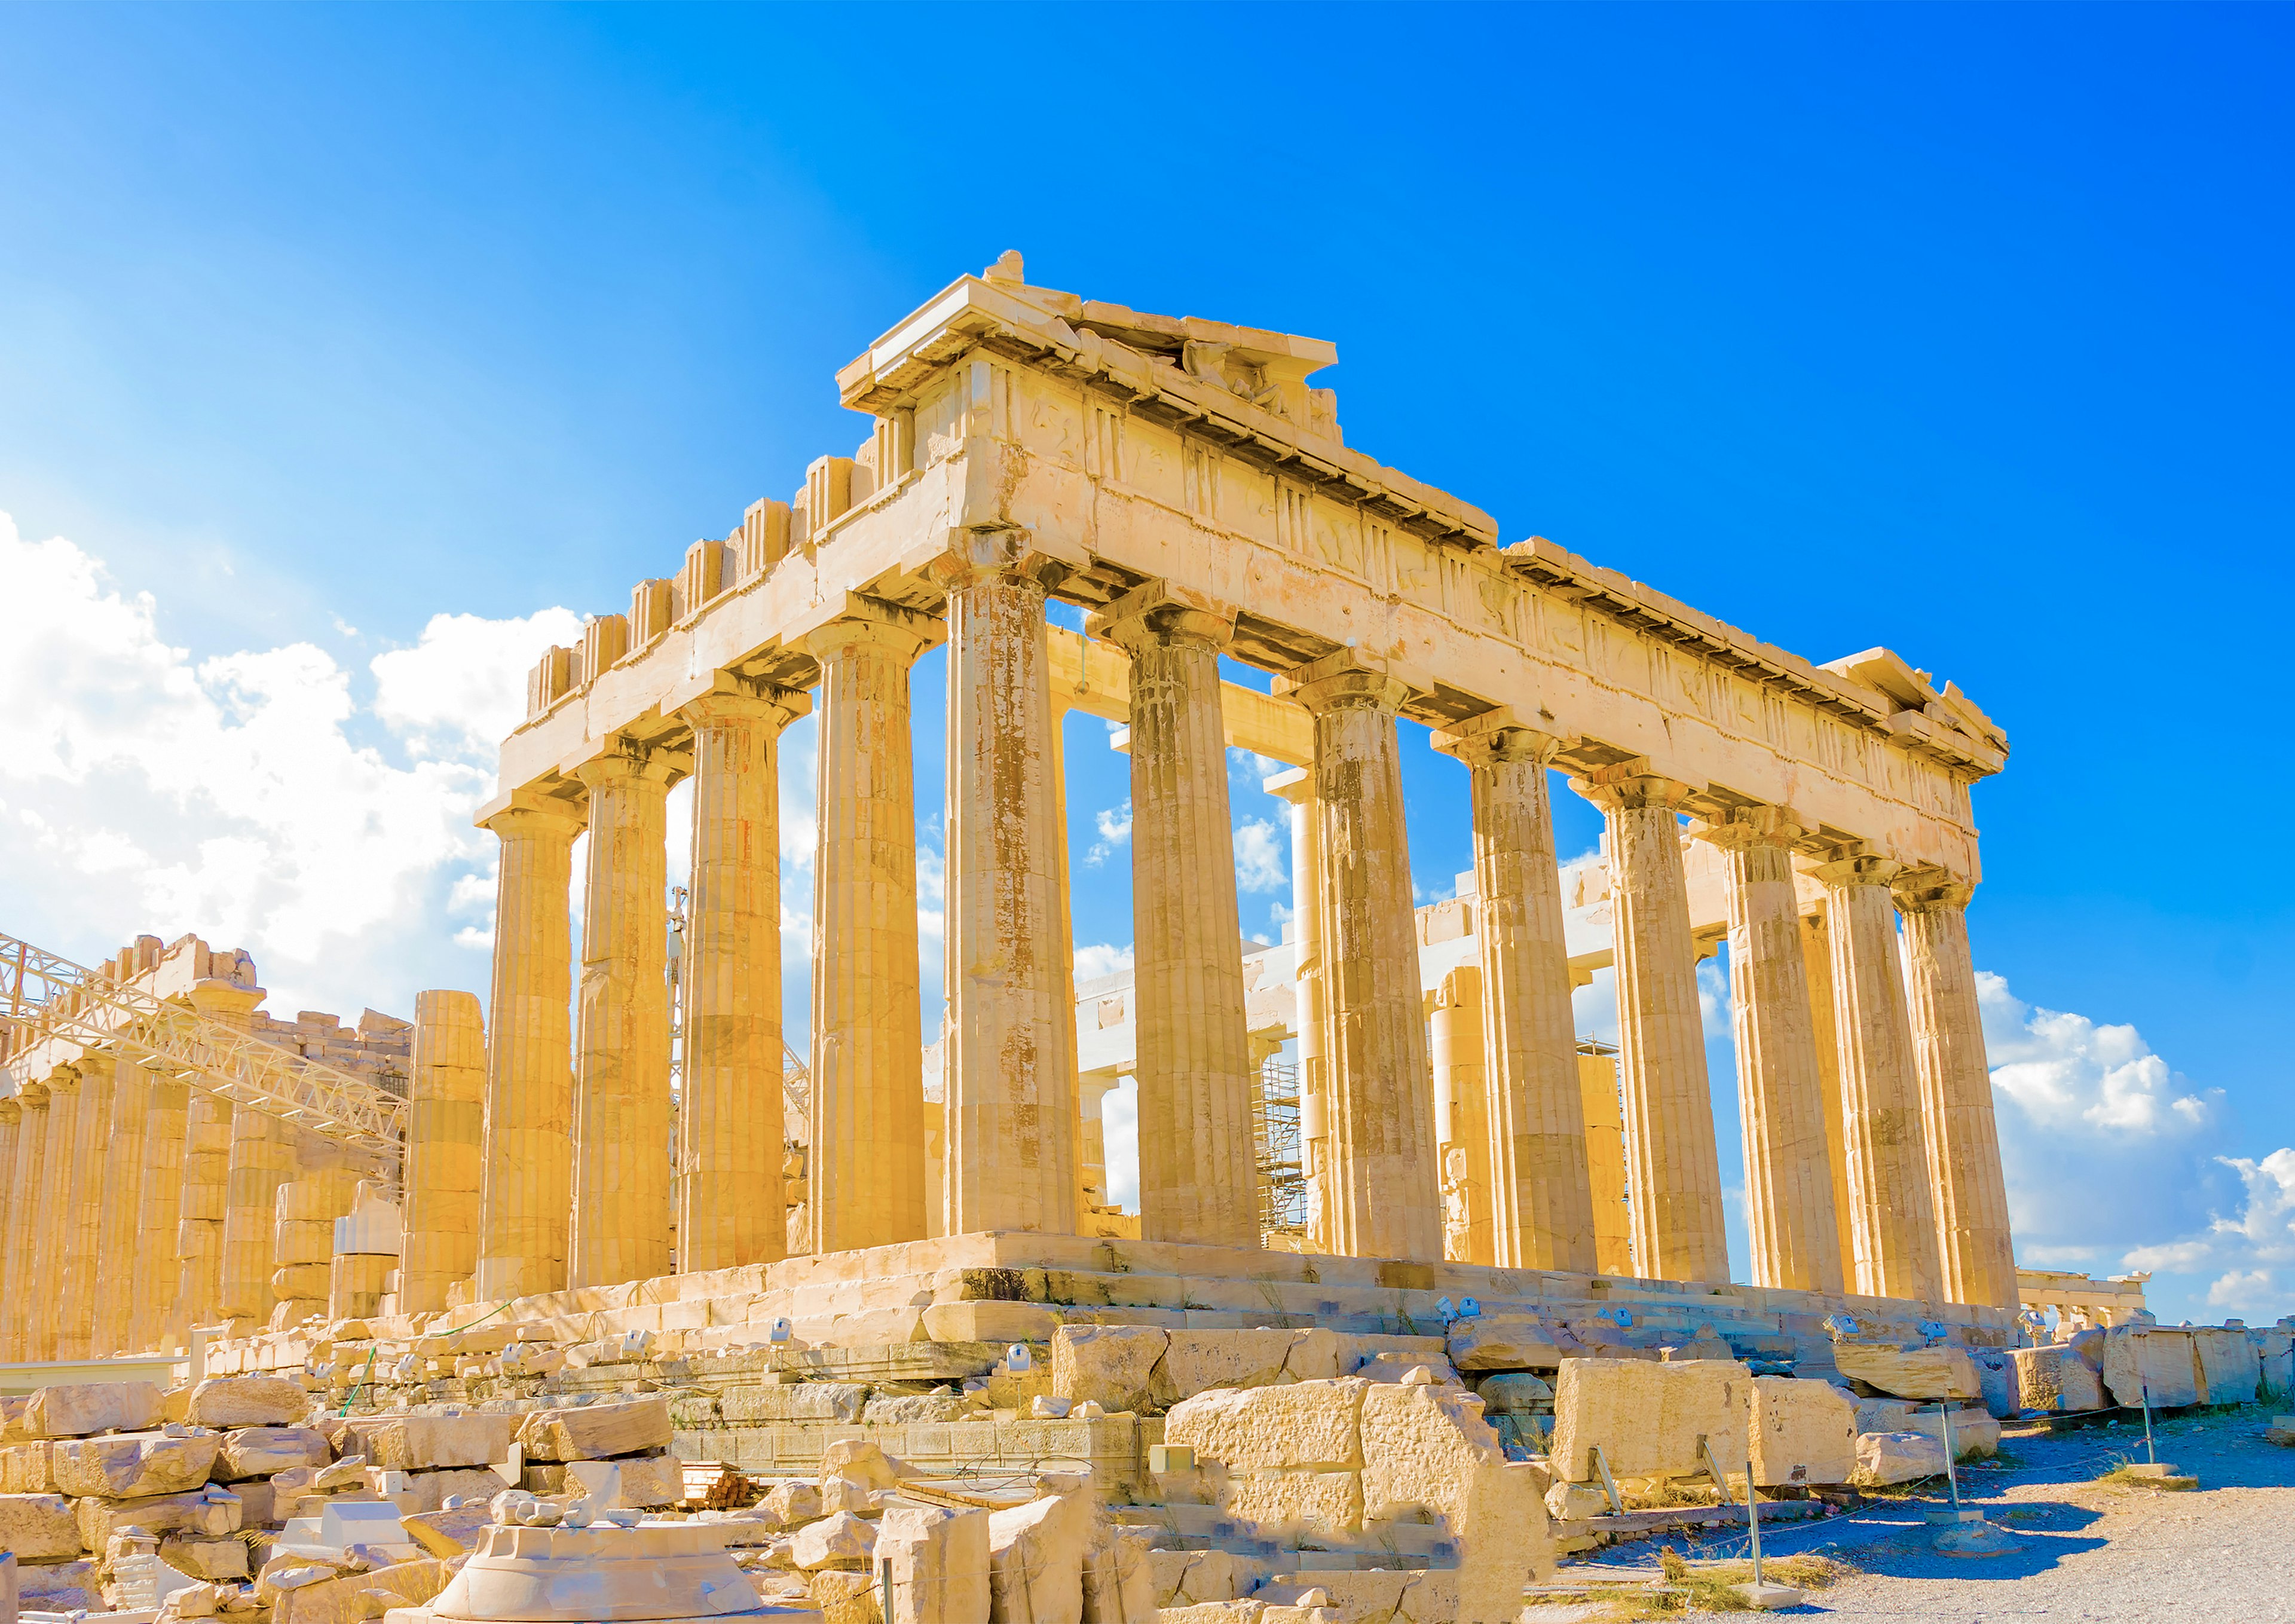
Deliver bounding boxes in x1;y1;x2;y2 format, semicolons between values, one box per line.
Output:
187;1377;309;1430
1548;1358;1752;1482
1747;1377;1856;1488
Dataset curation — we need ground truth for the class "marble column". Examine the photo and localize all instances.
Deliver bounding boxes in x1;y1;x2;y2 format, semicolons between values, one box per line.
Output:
52;1059;116;1359
1045;695;1086;1230
1275;651;1439;1263
1572;767;1728;1284
129;1077;190;1353
1434;719;1599;1274
940;533;1078;1236
401;989;486;1316
29;1065;83;1359
0;1099;17;1351
1800;908;1858;1289
1263;767;1333;1251
570;742;675;1289
0;1087;42;1361
273;1160;357;1320
221;1108;296;1324
174;1095;232;1336
475;794;581;1302
1816;854;1941;1302
804;604;932;1254
91;1056;151;1356
677;683;804;1273
1091;583;1260;1249
1429;967;1493;1265
1704;812;1843;1294
1895;874;2018;1310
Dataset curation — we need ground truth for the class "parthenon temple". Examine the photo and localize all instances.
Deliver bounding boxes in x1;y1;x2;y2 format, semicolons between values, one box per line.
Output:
2;255;2030;1368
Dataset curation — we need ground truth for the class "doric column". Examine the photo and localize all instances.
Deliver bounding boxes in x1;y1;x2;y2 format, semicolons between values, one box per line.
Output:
570;741;675;1289
91;1056;151;1357
1433;718;1598;1274
938;533;1079;1235
128;1077;190;1353
1571;766;1728;1284
1429;967;1492;1264
1044;693;1087;1230
400;989;486;1316
1894;873;2018;1309
677;680;806;1273
1700;811;1843;1294
273;1155;356;1325
0;1088;41;1361
174;1095;231;1336
1274;650;1439;1263
221;1109;297;1325
1800;909;1858;1288
804;602;933;1254
29;1065;84;1359
475;793;580;1302
1262;767;1333;1250
1816;853;1941;1302
1090;582;1260;1249
0;1099;17;1349
53;1059;116;1359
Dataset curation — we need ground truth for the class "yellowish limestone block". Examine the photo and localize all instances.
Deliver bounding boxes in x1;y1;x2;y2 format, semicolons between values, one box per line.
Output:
1164;1380;1367;1471
1855;1430;1946;1485
1080;1525;1155;1624
1548;1357;1752;1482
213;1427;331;1481
2102;1326;2201;1408
1832;1343;1979;1401
174;1094;233;1339
91;1056;150;1357
51;1433;221;1498
75;1486;241;1549
221;1109;297;1323
1358;1383;1555;1618
1223;1469;1363;1536
1052;1326;1167;1414
185;1376;308;1430
25;1382;164;1438
515;1396;672;1461
402;990;485;1316
1747;1377;1856;1487
0;1491;82;1560
986;1492;1091;1624
335;1414;518;1470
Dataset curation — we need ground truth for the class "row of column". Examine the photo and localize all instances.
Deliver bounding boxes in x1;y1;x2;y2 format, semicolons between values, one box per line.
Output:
472;527;2015;1310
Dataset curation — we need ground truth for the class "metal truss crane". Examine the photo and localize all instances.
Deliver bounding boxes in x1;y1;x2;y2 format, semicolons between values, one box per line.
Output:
0;931;406;1162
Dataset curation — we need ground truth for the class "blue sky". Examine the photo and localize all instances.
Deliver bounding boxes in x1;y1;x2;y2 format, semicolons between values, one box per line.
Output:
2;4;2288;1322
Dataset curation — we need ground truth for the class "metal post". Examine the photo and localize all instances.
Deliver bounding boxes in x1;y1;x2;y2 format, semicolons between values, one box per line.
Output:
1588;1445;1624;1515
1700;1436;1760;1586
2141;1378;2156;1465
1938;1401;1959;1510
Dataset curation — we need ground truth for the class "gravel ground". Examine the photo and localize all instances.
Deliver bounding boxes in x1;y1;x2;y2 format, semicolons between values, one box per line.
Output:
1526;1403;2295;1622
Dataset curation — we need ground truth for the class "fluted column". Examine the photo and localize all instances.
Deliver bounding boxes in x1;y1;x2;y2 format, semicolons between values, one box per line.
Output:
570;742;674;1289
28;1065;84;1359
805;604;933;1254
1702;812;1843;1293
221;1109;296;1325
1434;719;1598;1273
1429;967;1492;1264
1817;854;1941;1302
1275;651;1439;1263
939;533;1079;1236
51;1059;115;1359
0;1099;17;1348
1895;874;2017;1309
476;794;580;1300
91;1056;151;1356
401;989;486;1316
1800;909;1858;1287
129;1077;190;1353
175;1096;231;1336
1263;767;1333;1250
1572;766;1728;1284
678;681;806;1273
0;1087;42;1361
1091;582;1260;1249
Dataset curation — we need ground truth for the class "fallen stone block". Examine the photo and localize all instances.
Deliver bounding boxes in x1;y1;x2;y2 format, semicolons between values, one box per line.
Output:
1165;1380;1366;1472
822;1439;904;1492
0;1441;57;1493
160;1535;251;1582
1260;1569;1456;1624
53;1432;222;1498
1149;1550;1266;1607
270;1556;452;1624
215;1426;333;1481
1549;1358;1752;1483
186;1377;309;1430
0;1491;84;1560
1081;1526;1153;1624
1161;1331;1296;1401
1052;1327;1167;1414
810;1568;882;1624
1471;1372;1551;1414
2103;1327;2201;1408
2192;1328;2261;1405
338;1414;518;1472
23;1381;164;1439
515;1396;672;1461
793;1510;876;1573
1833;1344;1979;1402
878;1503;991;1624
75;1485;243;1549
1748;1377;1856;1488
1223;1469;1364;1536
1545;1481;1609;1519
17;1558;100;1612
1448;1314;1562;1372
1359;1381;1553;1617
1855;1431;1947;1486
766;1481;822;1525
402;1504;493;1558
987;1493;1091;1624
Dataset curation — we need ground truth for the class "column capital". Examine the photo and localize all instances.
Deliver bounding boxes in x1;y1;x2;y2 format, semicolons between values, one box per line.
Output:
44;1063;81;1096
573;737;675;793
1688;803;1811;851
928;525;1084;596
674;677;810;733
1272;648;1417;716
0;1097;19;1124
1813;852;1904;890
1430;708;1567;768
1891;865;1975;913
795;594;939;665
479;785;585;840
1085;579;1235;653
1261;765;1311;805
1568;759;1694;813
15;1079;49;1106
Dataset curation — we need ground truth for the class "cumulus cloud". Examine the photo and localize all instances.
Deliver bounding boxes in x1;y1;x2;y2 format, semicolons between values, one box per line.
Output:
1233;817;1286;894
1102;1074;1140;1212
0;510;577;1019
1084;800;1131;867
1074;941;1134;983
1982;972;2216;1135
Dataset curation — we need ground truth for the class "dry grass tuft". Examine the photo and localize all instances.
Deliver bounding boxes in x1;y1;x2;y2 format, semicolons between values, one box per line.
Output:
1568;1547;1852;1619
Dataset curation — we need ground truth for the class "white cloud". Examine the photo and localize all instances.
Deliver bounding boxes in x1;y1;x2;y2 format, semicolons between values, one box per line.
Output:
1085;800;1131;867
1697;955;1730;1039
1980;971;2217;1136
1233;817;1287;894
1074;941;1134;983
0;510;579;1019
1102;1075;1140;1212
